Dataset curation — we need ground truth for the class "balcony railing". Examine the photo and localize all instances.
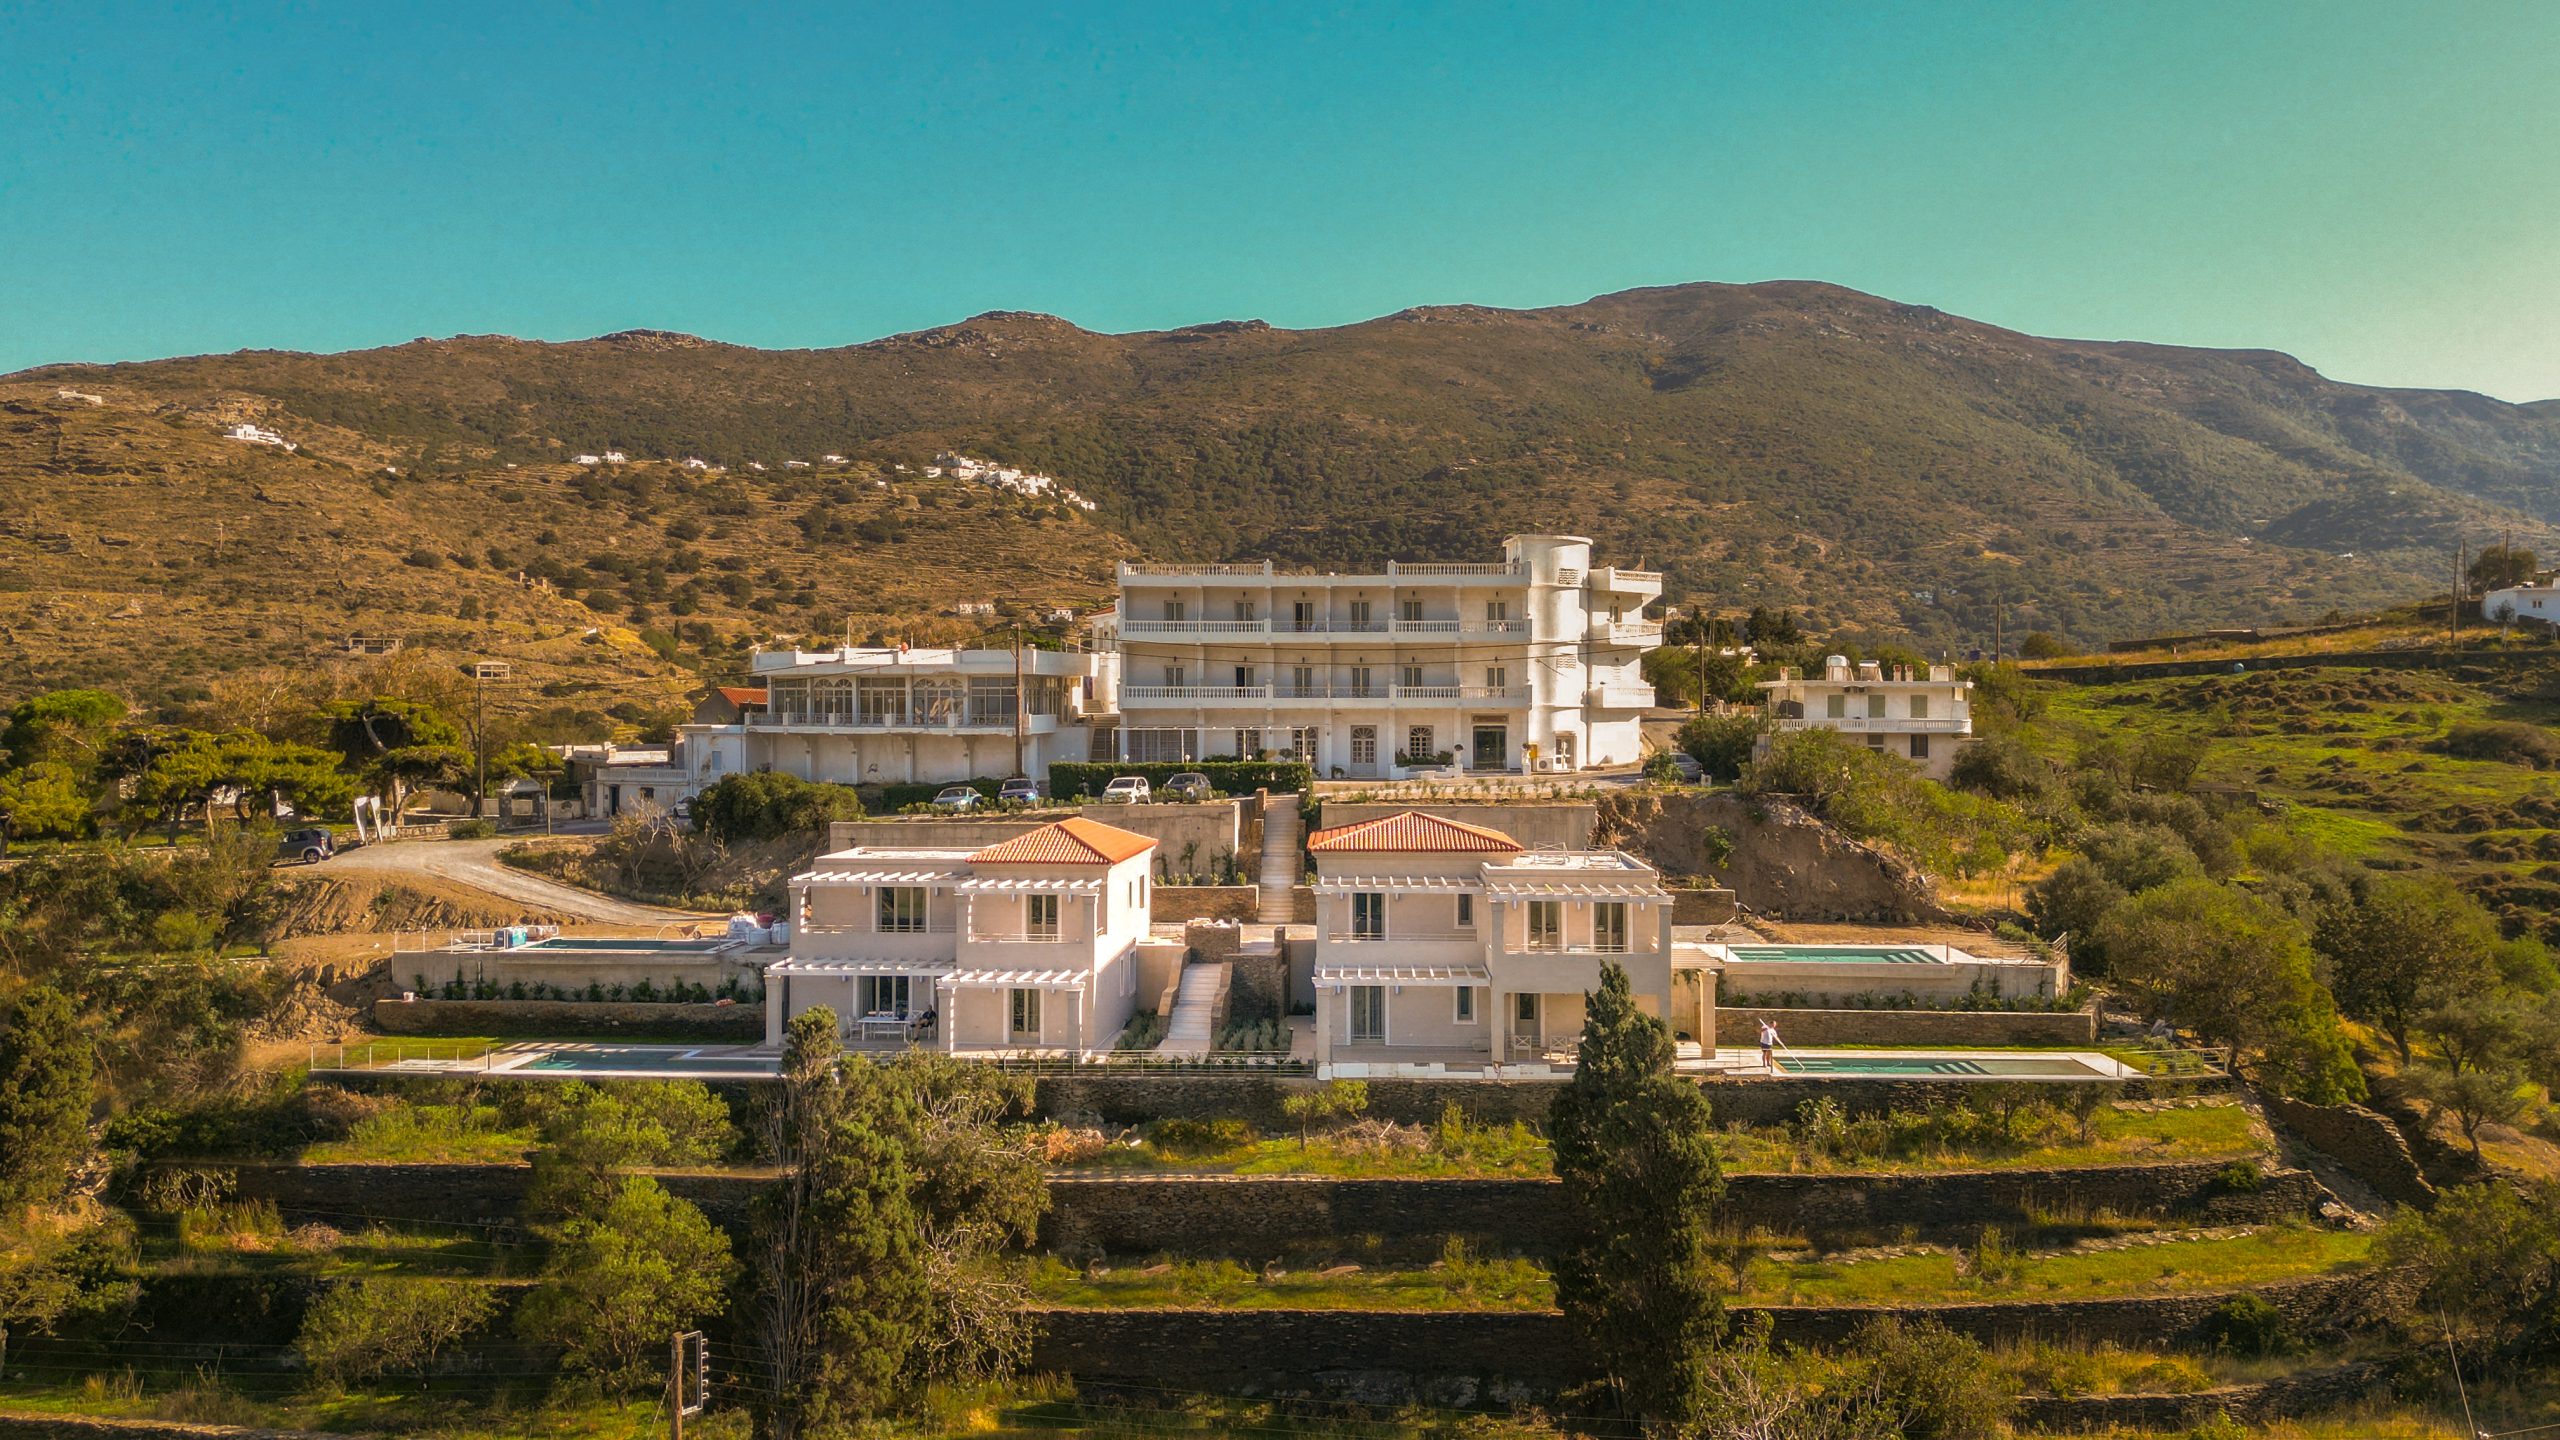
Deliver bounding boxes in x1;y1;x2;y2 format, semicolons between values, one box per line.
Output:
1121;560;1526;581
1594;621;1663;646
1119;619;1275;635
1588;687;1660;708
1774;715;1972;735
1118;619;1534;639
968;931;1074;944
1120;684;1530;705
1324;930;1476;944
752;710;1049;730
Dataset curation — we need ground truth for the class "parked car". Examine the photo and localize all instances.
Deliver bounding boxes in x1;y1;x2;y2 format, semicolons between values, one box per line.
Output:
1666;752;1704;783
997;777;1042;805
930;785;981;811
1100;776;1151;804
278;827;334;865
1162;771;1212;801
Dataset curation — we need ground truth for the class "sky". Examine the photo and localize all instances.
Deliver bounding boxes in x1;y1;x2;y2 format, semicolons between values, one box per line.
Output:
3;2;2557;400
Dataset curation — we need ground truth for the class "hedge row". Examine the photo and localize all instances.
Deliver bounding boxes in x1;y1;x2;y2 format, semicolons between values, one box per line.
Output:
1049;761;1316;798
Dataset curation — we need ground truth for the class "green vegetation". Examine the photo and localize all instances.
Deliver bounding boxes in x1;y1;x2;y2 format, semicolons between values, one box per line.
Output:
1742;1225;2374;1306
1021;1242;1551;1313
294;1275;497;1384
693;769;866;843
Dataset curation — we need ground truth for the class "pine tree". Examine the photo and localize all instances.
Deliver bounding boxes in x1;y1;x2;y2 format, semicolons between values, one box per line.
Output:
0;987;95;1208
1548;963;1727;1431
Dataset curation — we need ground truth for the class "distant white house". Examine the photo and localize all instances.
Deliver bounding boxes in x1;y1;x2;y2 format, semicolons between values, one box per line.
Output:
224;422;296;451
1758;656;1972;780
572;450;629;466
784;460;812;469
821;454;849;464
930;451;1100;512
2483;582;2560;629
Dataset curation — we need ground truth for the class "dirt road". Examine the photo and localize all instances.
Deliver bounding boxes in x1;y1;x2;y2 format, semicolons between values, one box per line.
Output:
313;835;713;926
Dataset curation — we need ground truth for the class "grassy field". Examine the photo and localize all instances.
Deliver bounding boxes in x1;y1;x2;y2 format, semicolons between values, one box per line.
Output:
1742;1224;2372;1307
1019;1249;1554;1312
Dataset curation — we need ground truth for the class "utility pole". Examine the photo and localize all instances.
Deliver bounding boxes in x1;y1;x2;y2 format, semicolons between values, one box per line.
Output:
473;665;488;819
1012;622;1026;780
1993;591;2005;664
669;1330;706;1440
2452;541;2465;651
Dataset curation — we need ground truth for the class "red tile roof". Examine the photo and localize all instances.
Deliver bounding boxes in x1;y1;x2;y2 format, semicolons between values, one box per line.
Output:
1305;811;1523;854
970;817;1158;866
715;686;768;707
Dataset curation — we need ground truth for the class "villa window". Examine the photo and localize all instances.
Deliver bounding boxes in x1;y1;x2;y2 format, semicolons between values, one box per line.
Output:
1454;986;1477;1024
1593;902;1629;954
1826;694;1847;719
1350;599;1373;628
1292;600;1317;632
1526;900;1562;951
1164;599;1186;622
877;886;929;933
1456;893;1474;929
1868;693;1887;718
1910;694;1930;720
1351;891;1387;940
1026;894;1060;940
857;975;911;1017
1400;663;1424;689
1399;597;1423;623
1910;734;1930;761
1008;988;1042;1039
1407;725;1435;759
1351;727;1378;766
1514;992;1539;1025
1349;985;1386;1042
1349;666;1373;697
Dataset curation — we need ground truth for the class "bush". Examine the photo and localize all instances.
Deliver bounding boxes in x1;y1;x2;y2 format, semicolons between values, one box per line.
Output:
295;1277;496;1382
1145;1117;1253;1157
694;770;865;843
447;818;496;840
2211;1159;2264;1193
2199;1292;2294;1357
1675;712;1764;784
2438;720;2560;768
1049;761;1313;799
1843;1316;2018;1440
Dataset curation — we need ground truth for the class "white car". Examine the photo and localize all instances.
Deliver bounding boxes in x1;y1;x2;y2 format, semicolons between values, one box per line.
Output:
1100;776;1151;804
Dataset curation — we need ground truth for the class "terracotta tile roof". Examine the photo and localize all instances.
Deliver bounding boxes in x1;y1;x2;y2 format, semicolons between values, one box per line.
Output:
715;686;768;707
1305;811;1524;854
970;817;1158;866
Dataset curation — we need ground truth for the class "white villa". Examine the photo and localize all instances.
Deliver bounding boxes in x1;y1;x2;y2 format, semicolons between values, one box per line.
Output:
762;817;1157;1052
1759;656;1973;780
1092;535;1662;780
579;644;1106;814
2482;581;2560;630
1305;811;1705;1068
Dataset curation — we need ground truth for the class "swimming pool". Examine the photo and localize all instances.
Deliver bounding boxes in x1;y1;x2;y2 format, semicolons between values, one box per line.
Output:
1722;945;1943;965
520;937;736;952
506;1045;779;1077
1772;1051;2137;1079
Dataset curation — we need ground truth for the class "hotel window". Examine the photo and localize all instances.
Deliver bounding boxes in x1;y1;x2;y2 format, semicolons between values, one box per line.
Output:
1234;598;1258;621
1454;986;1477;1024
1351;891;1386;940
1290;664;1316;697
1909;694;1930;720
1526;900;1563;951
1292;600;1317;632
1164;599;1186;621
1008;988;1042;1039
1350;727;1378;766
1349;665;1373;697
1910;734;1930;761
1485;666;1508;691
1407;725;1435;759
1163;664;1186;687
1350;599;1373;628
1400;663;1424;689
1026;894;1060;939
1234;664;1254;689
1868;693;1887;718
1399;597;1424;623
1593;902;1628;953
1514;991;1539;1025
1456;893;1475;929
1487;600;1509;624
1826;694;1847;719
877;886;929;933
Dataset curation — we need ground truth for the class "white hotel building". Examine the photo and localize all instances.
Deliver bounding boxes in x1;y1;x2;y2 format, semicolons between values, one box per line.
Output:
1758;656;1974;781
1090;535;1662;780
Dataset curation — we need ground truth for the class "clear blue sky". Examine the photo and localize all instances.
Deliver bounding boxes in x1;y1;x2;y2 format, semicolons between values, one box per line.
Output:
4;2;2557;400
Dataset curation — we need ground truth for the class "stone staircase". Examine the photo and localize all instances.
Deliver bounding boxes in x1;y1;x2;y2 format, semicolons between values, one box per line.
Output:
1157;962;1226;1057
1256;795;1302;924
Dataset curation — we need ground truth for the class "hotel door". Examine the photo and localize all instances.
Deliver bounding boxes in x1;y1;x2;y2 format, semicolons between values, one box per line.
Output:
1472;724;1508;771
1349;985;1386;1043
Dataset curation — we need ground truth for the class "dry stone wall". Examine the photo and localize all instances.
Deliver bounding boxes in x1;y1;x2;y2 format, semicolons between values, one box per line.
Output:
369;997;762;1039
2261;1093;2435;1207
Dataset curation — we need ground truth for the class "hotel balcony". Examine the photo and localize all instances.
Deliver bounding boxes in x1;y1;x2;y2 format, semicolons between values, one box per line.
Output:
1772;715;1973;735
1116;618;1532;640
746;709;1061;734
1119;560;1526;584
1119;684;1530;707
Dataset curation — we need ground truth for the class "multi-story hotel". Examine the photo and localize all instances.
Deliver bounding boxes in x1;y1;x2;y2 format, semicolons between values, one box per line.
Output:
1758;656;1973;781
1090;535;1662;780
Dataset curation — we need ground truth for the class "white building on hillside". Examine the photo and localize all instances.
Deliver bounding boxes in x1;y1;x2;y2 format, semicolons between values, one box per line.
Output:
1092;535;1661;780
2483;582;2560;630
579;645;1106;816
1759;656;1972;780
1305;811;1702;1071
762;817;1156;1053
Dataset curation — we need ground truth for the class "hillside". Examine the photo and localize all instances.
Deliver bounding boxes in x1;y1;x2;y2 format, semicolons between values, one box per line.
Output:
9;280;2560;709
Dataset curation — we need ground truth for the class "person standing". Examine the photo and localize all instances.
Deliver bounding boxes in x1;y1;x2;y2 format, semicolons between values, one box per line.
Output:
1758;1018;1781;1073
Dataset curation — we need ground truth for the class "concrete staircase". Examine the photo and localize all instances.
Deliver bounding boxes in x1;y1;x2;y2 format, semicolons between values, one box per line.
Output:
1256;795;1303;924
1157;962;1226;1057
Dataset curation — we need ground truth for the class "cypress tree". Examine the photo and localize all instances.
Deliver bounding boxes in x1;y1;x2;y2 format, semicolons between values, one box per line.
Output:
1548;962;1726;1431
0;986;94;1208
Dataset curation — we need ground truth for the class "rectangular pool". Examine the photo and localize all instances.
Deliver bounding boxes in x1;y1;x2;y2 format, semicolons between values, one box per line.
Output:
1723;945;1942;965
503;1044;779;1077
521;937;735;952
1774;1051;2136;1079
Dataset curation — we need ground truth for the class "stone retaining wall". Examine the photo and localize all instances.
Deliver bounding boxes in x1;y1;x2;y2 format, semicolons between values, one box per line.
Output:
2015;1360;2391;1434
1670;888;1738;924
1148;886;1260;922
1721;1004;2098;1047
0;1418;352;1440
1027;1268;2411;1400
369;997;762;1039
208;1157;2309;1259
2262;1093;2435;1207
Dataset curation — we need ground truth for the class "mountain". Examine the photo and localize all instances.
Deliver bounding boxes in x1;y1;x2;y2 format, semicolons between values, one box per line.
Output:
7;281;2559;712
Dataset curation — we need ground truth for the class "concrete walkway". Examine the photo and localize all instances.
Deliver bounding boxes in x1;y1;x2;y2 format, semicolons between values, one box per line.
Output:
1255;795;1301;923
1157;963;1224;1057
